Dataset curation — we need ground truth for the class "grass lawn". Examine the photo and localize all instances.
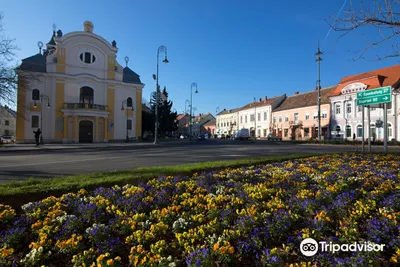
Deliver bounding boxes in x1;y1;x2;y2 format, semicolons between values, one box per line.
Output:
0;152;399;266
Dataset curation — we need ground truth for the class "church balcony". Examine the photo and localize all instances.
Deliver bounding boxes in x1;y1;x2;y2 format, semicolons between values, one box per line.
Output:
61;103;110;118
64;103;108;111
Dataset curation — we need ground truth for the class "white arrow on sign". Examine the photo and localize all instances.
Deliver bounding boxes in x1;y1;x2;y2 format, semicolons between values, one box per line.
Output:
383;96;389;100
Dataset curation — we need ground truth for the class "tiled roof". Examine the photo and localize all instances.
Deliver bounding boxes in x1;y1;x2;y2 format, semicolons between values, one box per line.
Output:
203;119;216;127
1;106;16;117
274;86;336;112
18;53;46;73
123;67;142;84
330;64;400;97
217;108;240;116
192;113;214;123
177;113;189;121
238;95;285;111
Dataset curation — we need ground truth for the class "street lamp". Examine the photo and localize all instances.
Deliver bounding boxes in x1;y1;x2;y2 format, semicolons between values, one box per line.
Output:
121;100;134;142
316;42;323;142
185;99;190;114
153;46;169;144
33;94;50;144
189;82;198;140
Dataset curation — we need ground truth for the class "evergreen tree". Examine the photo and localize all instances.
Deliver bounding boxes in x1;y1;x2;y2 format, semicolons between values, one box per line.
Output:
149;86;177;137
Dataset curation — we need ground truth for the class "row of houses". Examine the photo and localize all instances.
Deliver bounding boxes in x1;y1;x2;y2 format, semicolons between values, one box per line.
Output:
215;64;400;141
176;113;216;137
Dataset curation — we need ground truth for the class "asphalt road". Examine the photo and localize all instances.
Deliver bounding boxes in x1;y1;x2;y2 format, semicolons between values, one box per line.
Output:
0;140;398;183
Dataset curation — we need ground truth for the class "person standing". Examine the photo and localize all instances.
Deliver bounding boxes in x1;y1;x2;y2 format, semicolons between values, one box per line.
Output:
33;128;42;146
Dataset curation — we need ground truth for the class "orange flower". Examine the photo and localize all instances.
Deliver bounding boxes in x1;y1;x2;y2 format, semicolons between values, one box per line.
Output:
213;243;220;251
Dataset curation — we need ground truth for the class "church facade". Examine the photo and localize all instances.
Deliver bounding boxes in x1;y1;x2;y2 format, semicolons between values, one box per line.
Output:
16;21;144;143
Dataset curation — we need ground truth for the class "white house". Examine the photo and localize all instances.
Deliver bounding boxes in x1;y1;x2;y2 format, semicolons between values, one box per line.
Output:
0;105;16;136
216;108;240;136
16;21;144;143
329;64;400;141
237;95;286;138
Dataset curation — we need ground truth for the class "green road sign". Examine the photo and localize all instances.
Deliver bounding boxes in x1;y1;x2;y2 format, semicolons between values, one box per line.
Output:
356;86;391;106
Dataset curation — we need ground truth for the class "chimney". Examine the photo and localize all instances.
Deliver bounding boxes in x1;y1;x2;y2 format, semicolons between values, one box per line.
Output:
295;91;299;95
264;96;267;102
259;98;262;102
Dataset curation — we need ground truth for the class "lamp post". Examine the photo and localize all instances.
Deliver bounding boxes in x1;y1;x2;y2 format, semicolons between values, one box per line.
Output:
316;41;323;142
121;100;134;142
153;46;169;144
185;100;190;115
189;83;198;140
33;94;50;144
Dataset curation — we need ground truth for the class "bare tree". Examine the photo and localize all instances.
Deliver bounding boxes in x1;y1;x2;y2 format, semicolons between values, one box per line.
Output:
0;13;18;105
327;0;400;60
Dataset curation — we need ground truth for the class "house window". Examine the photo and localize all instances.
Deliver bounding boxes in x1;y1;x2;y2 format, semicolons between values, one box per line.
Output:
371;107;376;111
388;124;393;138
322;110;327;119
240;116;243;124
285;116;288;122
284;129;288;137
127;119;132;130
250;114;255;122
258;113;261;121
31;115;39;128
127;97;133;107
294;113;299;122
4;130;9;135
346;125;351;138
313;111;318;120
32;89;40;100
273;117;276;123
346;103;352;114
278;116;282;122
80;52;96;64
245;116;247;123
335;125;341;132
264;112;267;120
304;128;310;137
5;120;9;126
305;113;310;120
335;104;341;114
357;125;363;137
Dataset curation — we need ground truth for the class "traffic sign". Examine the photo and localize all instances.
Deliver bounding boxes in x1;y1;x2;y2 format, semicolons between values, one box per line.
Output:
356;86;391;106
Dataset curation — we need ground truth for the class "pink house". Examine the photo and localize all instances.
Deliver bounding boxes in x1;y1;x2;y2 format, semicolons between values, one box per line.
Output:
271;86;336;140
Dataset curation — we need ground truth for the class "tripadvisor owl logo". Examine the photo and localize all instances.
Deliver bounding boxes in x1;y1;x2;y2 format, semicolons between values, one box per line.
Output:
299;238;386;256
300;238;318;256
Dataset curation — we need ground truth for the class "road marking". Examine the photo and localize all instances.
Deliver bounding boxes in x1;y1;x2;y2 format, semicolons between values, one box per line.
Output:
0;155;131;168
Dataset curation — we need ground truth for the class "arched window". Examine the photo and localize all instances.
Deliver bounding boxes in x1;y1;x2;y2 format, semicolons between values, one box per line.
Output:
127;97;133;107
346;125;351;138
32;89;40;100
335;125;341;132
80;87;94;105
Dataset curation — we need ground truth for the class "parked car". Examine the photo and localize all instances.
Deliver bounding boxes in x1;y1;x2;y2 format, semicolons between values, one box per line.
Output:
267;133;282;141
197;134;206;140
218;134;226;139
0;136;15;144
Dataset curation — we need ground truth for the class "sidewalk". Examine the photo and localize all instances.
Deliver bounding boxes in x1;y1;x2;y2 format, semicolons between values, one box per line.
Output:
0;140;194;153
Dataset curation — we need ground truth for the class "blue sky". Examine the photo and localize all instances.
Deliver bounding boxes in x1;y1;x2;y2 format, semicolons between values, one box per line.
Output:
2;0;399;115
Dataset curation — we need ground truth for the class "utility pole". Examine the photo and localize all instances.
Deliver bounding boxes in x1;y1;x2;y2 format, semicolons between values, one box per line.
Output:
316;41;323;142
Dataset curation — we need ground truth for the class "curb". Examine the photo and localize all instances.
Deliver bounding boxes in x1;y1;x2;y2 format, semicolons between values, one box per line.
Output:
0;141;195;153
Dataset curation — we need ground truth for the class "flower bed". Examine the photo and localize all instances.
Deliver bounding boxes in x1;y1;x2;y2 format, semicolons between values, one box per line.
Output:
1;153;400;266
